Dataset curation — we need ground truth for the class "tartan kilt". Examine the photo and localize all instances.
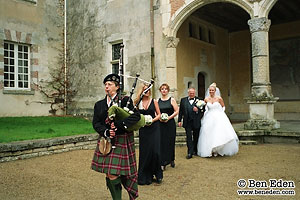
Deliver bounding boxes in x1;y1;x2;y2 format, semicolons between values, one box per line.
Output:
91;131;138;199
91;131;137;175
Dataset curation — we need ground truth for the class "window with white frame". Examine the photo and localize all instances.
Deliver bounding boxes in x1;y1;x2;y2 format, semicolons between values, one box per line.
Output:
4;42;30;89
111;42;123;74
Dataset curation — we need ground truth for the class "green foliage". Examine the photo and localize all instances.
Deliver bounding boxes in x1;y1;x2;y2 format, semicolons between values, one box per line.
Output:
0;116;94;143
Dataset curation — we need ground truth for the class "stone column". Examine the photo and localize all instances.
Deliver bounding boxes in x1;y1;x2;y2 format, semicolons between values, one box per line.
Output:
165;36;179;99
245;17;280;130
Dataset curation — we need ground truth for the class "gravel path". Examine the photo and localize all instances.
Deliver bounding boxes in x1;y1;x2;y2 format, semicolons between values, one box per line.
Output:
0;144;299;200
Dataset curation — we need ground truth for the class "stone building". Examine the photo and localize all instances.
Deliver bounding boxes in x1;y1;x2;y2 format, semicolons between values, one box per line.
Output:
67;0;300;130
0;0;64;116
1;0;300;131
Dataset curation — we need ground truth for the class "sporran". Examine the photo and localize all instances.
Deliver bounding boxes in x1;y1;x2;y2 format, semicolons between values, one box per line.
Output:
97;136;112;155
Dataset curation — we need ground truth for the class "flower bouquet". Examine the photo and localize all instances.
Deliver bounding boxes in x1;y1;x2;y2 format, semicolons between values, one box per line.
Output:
161;113;169;121
144;115;153;126
195;99;206;109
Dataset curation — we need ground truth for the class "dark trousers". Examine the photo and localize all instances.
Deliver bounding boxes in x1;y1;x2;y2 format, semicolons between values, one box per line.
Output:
185;125;200;155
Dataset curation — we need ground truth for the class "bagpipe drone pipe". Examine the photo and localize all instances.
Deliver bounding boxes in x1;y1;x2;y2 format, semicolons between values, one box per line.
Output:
107;74;154;133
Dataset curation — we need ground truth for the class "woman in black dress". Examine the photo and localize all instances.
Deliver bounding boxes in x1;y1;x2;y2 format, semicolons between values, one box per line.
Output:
134;84;162;185
158;83;179;170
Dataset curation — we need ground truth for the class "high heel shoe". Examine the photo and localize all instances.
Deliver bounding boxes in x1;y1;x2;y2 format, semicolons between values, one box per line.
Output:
157;178;163;184
170;161;175;168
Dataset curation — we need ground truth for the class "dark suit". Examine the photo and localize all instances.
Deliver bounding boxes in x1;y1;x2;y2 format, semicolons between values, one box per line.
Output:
178;96;205;155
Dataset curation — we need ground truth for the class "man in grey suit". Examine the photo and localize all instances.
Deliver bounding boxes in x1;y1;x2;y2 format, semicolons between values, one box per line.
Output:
178;87;205;159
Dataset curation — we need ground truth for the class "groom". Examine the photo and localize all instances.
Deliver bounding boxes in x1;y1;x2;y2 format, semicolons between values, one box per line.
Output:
178;87;205;159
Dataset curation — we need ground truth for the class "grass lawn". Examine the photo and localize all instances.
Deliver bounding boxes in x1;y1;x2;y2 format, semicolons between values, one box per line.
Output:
0;116;95;143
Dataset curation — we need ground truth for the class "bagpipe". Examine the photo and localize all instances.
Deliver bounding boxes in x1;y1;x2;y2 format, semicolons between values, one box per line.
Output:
107;75;154;133
99;44;154;155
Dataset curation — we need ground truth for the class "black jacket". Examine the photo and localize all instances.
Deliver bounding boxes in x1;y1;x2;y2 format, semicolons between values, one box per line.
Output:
92;96;140;137
178;96;205;129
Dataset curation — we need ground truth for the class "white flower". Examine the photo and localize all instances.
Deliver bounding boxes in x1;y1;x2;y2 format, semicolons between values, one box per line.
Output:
195;99;206;109
161;113;169;121
144;115;153;126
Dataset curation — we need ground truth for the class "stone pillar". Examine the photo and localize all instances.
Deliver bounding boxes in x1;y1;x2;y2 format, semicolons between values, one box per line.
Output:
165;36;179;99
245;17;280;130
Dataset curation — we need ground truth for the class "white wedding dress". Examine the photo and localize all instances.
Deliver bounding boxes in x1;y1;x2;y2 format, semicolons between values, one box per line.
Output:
197;102;239;157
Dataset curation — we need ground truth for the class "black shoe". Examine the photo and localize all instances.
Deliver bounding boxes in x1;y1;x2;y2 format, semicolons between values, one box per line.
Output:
138;180;152;185
186;154;192;159
170;161;175;168
156;178;163;184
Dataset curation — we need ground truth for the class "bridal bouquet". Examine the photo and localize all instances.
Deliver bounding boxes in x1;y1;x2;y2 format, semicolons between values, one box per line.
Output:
161;113;169;121
195;99;206;109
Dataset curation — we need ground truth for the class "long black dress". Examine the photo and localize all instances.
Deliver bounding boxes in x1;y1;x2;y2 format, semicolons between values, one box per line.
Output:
158;97;176;167
138;99;163;185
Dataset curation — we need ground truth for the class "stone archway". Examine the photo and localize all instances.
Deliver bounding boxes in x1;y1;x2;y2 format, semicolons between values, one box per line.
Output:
163;0;252;100
267;0;300;120
163;1;253;100
163;0;281;130
164;0;253;38
260;0;279;18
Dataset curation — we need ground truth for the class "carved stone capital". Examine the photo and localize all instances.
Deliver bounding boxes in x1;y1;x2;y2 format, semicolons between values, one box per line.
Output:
248;17;271;33
166;37;180;48
247;83;278;102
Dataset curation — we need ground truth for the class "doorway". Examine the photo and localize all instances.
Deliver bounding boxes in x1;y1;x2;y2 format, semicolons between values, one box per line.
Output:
198;72;205;99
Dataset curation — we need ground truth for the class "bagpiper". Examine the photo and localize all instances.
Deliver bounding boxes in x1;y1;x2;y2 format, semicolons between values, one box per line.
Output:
91;73;140;199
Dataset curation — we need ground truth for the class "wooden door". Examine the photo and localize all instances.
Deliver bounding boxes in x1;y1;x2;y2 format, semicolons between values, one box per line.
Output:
198;73;205;99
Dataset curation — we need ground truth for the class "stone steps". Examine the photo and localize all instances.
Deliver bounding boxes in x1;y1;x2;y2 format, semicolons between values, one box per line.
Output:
236;129;300;144
135;127;261;146
1;123;299;162
134;130;186;147
237;130;265;136
239;140;258;145
237;130;264;145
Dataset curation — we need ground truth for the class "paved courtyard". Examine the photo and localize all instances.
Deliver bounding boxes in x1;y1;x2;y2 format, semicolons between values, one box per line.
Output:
0;144;299;200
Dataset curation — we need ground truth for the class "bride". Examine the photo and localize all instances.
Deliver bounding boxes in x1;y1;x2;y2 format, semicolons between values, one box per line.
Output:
197;83;239;157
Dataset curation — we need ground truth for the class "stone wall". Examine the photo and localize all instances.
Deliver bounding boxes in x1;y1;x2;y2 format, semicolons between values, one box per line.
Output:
67;0;152;116
0;0;64;116
0;130;187;163
0;134;98;163
176;16;231;106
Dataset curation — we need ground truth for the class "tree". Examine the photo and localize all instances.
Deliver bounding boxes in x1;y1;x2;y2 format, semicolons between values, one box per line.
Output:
35;0;76;115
